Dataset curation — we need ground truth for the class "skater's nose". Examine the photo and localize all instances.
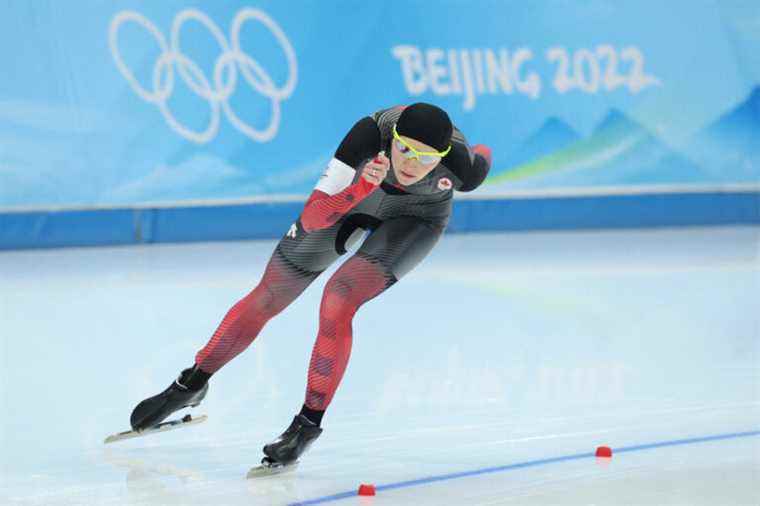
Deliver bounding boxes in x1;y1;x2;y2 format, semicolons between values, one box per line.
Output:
404;159;422;173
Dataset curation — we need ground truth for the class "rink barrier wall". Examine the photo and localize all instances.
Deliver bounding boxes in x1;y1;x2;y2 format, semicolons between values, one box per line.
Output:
1;190;758;250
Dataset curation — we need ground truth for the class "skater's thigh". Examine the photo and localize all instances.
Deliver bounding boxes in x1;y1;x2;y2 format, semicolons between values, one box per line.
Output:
276;224;344;273
357;216;443;280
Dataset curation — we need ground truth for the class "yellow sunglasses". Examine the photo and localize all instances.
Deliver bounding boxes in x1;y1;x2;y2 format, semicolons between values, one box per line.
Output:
392;124;451;164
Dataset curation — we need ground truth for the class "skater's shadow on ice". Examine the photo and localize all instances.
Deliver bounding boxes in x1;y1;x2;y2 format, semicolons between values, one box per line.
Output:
101;448;302;505
102;447;206;505
103;448;205;484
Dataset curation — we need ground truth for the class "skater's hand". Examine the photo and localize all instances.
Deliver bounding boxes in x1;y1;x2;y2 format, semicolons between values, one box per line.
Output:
362;151;390;185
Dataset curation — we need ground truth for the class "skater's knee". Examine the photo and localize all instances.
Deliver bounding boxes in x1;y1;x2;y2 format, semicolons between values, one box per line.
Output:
321;277;357;320
245;283;280;317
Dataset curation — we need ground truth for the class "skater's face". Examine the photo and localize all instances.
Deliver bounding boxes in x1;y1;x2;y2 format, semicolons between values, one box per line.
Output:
391;130;446;186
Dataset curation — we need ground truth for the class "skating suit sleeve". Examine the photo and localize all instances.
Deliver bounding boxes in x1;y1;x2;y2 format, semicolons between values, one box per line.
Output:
441;127;492;193
299;116;383;232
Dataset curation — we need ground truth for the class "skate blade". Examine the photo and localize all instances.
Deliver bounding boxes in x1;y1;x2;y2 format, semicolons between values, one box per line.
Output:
246;460;298;479
104;414;208;444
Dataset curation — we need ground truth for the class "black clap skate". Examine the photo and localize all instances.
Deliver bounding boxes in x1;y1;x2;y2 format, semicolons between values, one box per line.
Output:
130;367;208;432
247;415;322;478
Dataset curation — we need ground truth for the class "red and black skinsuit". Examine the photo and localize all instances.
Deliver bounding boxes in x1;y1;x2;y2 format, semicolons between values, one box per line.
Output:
194;106;491;414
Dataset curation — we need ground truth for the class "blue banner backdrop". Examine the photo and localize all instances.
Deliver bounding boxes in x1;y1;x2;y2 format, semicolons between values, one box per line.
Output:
0;1;758;248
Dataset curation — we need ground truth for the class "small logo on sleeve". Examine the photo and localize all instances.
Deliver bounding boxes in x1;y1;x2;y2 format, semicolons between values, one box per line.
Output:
437;177;452;191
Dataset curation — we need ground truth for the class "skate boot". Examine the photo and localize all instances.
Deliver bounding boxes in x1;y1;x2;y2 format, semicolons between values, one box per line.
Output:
130;367;209;431
262;414;323;468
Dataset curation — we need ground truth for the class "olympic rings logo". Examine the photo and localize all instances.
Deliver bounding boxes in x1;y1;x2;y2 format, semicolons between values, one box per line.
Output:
108;8;297;144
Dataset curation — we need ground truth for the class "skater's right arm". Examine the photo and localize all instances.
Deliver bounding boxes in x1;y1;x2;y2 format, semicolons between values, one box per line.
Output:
300;117;388;232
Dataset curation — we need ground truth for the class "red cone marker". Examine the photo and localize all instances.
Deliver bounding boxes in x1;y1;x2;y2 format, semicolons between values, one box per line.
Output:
595;446;612;458
358;484;376;496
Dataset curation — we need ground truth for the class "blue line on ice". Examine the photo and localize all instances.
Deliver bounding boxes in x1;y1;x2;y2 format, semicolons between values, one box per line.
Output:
289;429;760;505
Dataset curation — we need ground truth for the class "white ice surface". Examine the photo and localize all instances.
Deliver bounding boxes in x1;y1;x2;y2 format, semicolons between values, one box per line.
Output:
1;226;758;505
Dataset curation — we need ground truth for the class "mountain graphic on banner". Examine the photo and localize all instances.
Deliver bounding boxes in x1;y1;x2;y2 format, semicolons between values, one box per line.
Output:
498;117;581;173
488;109;708;188
687;85;760;183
